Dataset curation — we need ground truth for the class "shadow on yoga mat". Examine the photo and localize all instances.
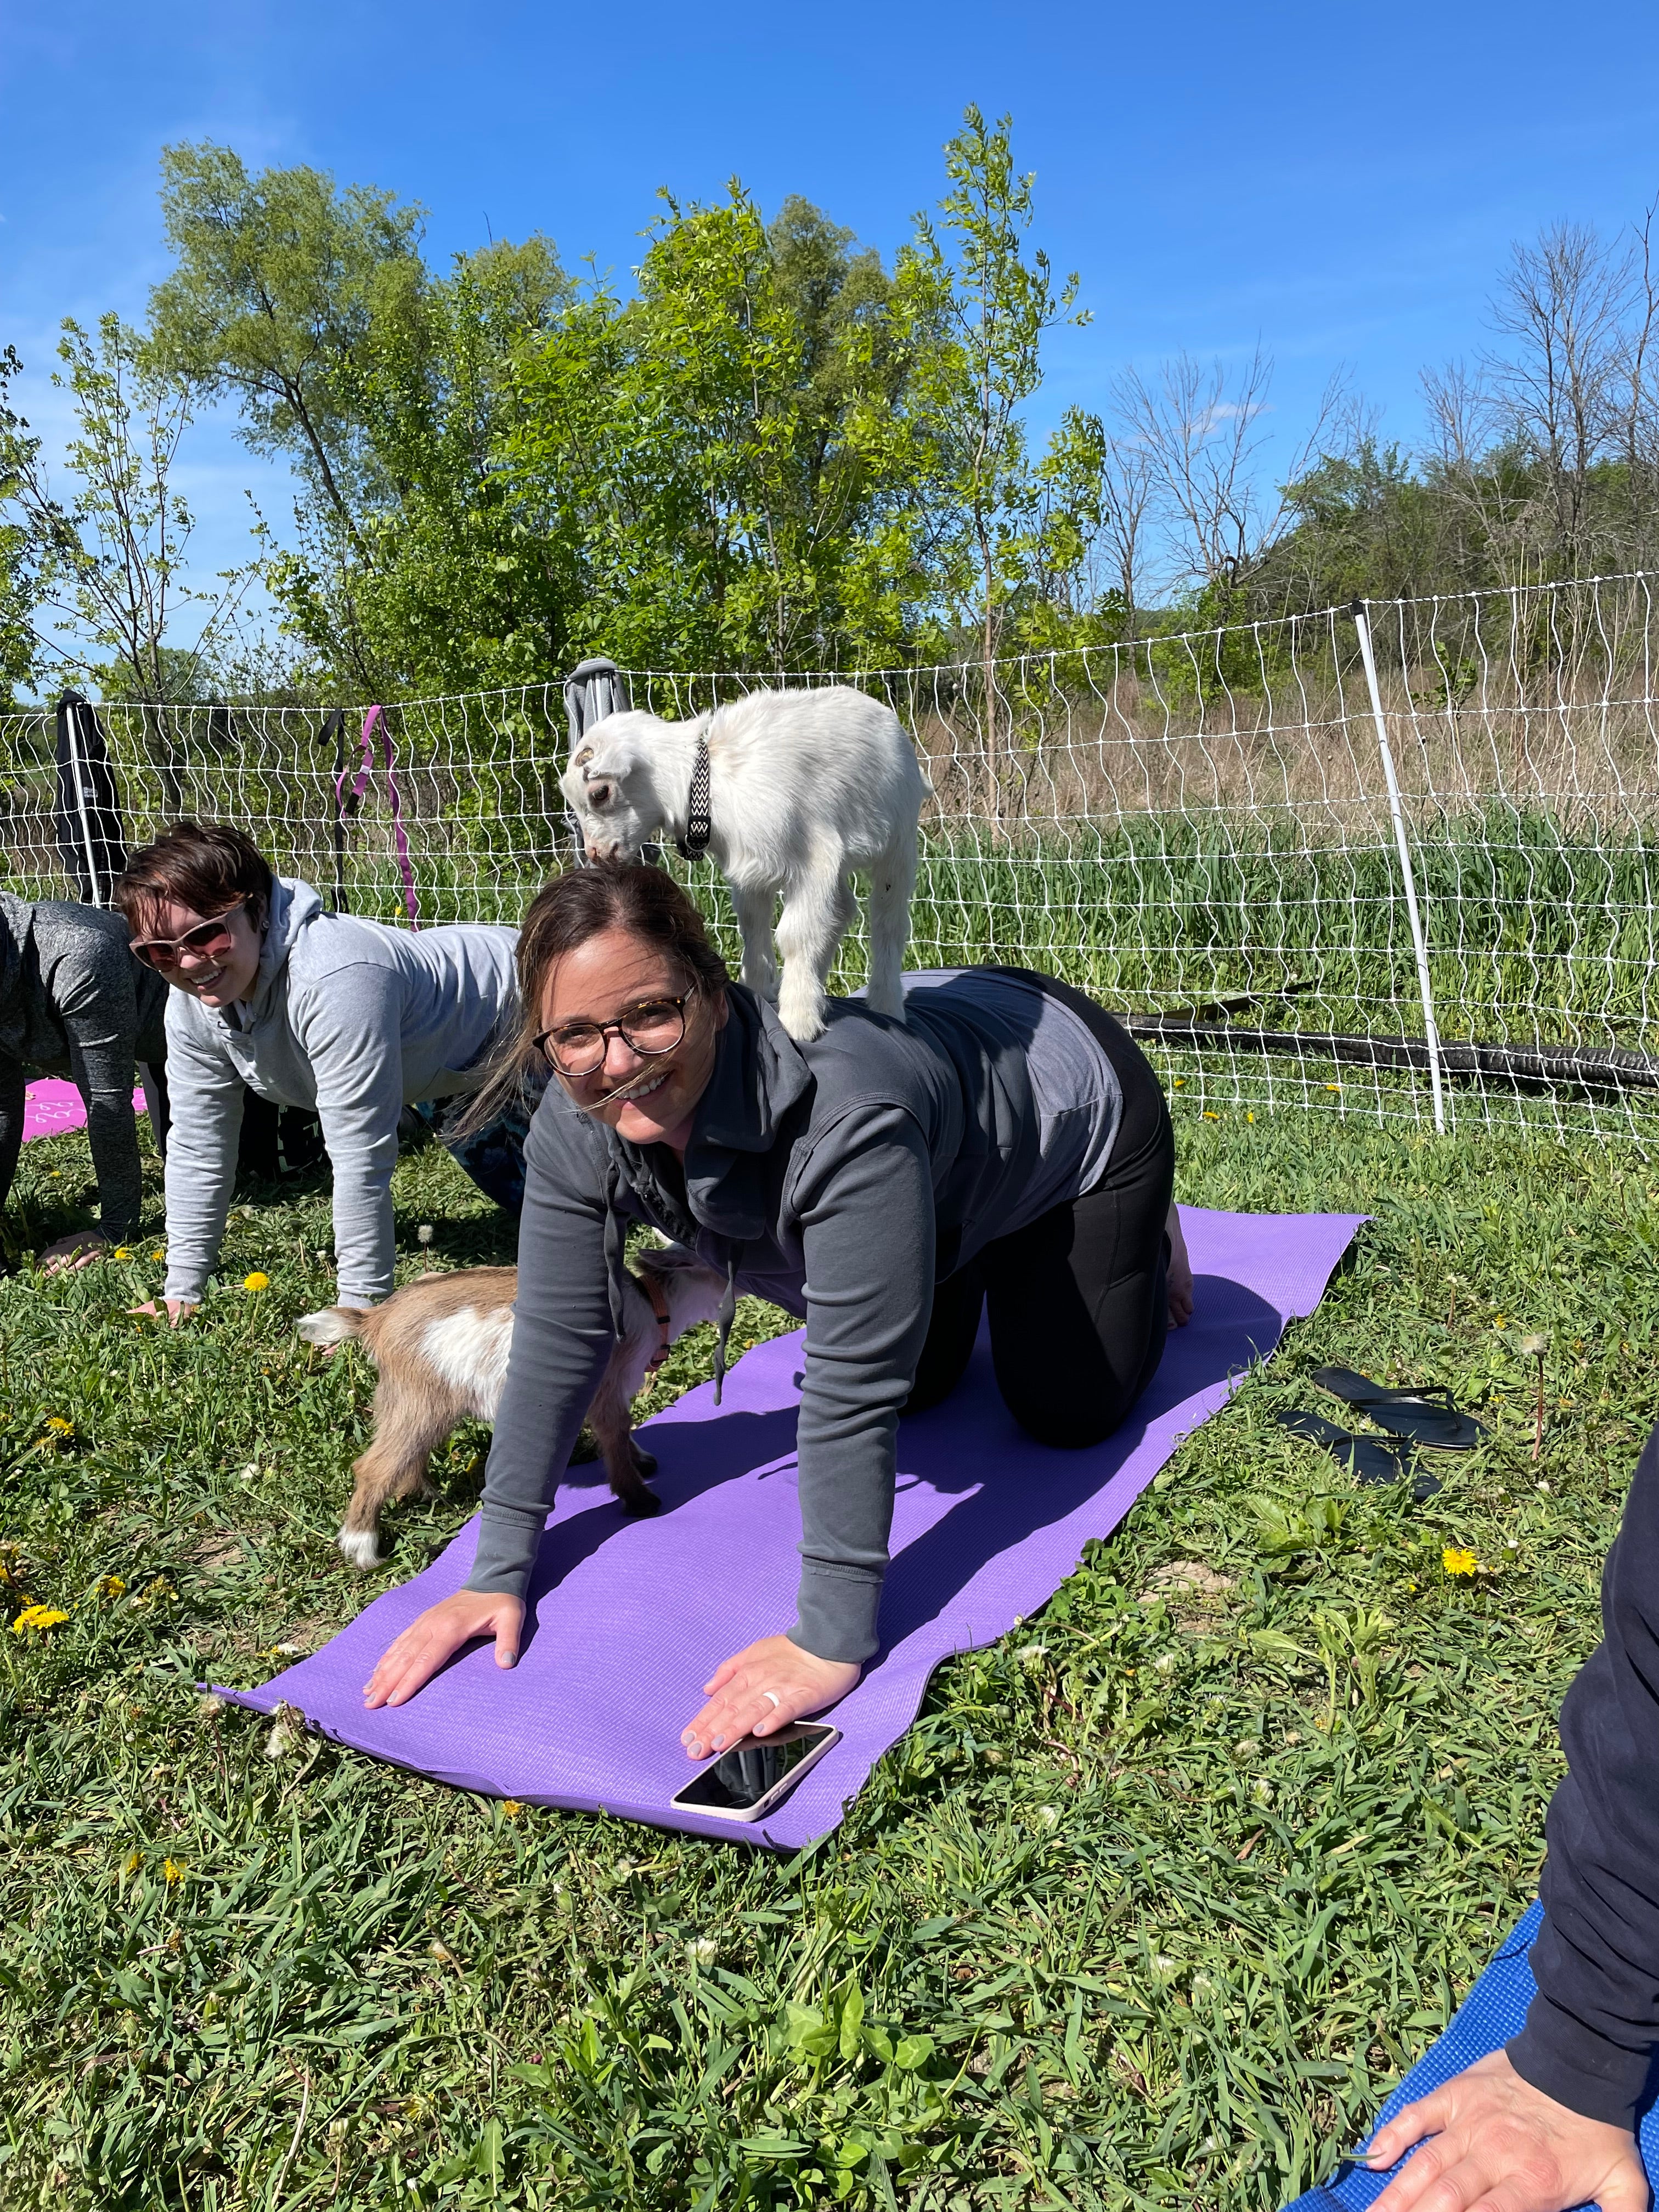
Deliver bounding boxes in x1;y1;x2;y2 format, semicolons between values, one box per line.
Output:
1286;1902;1659;2212
222;1206;1362;1848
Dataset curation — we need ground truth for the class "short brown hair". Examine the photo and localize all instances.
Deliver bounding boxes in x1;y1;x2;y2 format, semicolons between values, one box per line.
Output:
112;822;273;938
452;861;729;1137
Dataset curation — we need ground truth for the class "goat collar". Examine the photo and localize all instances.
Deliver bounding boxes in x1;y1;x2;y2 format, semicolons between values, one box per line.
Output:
675;729;712;860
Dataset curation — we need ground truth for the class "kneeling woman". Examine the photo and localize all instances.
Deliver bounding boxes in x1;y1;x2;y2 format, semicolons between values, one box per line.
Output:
113;823;523;1317
366;862;1192;1756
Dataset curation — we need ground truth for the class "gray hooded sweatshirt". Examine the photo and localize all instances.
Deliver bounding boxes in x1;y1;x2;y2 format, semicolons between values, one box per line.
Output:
161;878;518;1307
466;970;1123;1662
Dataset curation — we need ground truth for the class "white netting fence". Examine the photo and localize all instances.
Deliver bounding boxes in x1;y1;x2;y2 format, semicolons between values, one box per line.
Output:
8;572;1659;1137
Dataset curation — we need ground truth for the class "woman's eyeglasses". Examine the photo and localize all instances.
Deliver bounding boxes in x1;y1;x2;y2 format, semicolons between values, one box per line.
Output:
536;996;689;1077
129;897;250;972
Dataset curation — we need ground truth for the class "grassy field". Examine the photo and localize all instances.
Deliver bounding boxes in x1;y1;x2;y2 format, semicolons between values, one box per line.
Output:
1;1103;1655;2210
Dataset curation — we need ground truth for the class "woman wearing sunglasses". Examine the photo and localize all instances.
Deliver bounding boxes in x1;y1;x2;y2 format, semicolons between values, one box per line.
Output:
111;822;523;1319
0;890;170;1270
365;859;1194;1761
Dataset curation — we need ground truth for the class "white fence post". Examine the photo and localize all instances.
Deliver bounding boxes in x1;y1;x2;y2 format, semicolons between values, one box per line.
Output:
1352;600;1446;1133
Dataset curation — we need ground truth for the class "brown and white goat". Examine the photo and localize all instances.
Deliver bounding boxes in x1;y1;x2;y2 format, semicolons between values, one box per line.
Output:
297;1246;727;1568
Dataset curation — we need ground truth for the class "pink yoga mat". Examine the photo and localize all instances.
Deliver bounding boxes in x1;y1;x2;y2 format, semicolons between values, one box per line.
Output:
223;1206;1364;1848
22;1079;146;1138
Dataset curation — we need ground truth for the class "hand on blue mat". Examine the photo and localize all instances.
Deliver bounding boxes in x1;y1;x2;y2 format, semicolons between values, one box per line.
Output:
364;1589;524;1708
682;1634;859;1760
1364;2052;1647;2212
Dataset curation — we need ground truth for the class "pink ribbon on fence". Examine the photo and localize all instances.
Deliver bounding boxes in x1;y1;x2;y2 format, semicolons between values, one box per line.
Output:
335;704;420;928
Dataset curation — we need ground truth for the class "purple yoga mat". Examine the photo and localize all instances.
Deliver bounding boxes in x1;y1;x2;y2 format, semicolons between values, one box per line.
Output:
23;1077;145;1140
223;1206;1362;1848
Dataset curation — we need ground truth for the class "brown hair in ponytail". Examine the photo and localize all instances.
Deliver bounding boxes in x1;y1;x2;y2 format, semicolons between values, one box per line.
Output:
451;861;729;1138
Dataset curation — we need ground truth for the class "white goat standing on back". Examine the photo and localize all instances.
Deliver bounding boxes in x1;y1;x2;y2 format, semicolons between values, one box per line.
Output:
558;686;928;1042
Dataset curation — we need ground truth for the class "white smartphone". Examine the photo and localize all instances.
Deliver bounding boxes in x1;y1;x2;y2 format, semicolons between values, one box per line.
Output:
669;1723;841;1823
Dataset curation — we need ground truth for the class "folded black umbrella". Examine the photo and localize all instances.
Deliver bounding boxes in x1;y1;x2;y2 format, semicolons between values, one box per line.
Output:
54;691;127;904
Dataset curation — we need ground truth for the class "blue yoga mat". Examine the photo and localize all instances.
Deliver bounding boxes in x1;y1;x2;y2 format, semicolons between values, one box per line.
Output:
1287;1902;1659;2212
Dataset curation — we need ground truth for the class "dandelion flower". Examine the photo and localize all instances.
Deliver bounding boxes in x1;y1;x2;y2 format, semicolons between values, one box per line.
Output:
1520;1333;1549;1358
11;1604;69;1635
122;1849;141;1877
263;1714;301;1760
44;1415;74;1436
113;1246;132;1260
95;1575;127;1602
417;1224;433;1246
1492;1315;1509;1331
688;1938;718;1966
238;1463;259;1482
1324;1081;1341;1092
1442;1546;1479;1577
1203;1111;1219;1121
162;1858;187;1886
501;1799;523;1819
150;1249;163;1261
1172;1076;1185;1087
242;1271;270;1293
196;1692;227;1723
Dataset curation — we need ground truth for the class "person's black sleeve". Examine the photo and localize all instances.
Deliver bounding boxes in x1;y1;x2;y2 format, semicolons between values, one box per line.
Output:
1507;1421;1659;2129
788;1103;937;1664
464;1094;618;1598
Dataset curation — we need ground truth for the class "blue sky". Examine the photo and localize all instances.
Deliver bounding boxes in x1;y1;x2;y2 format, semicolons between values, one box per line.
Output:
5;0;1659;642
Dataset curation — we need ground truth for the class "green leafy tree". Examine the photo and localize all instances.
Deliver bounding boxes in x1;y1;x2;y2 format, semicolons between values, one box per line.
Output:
900;108;1091;787
0;349;47;705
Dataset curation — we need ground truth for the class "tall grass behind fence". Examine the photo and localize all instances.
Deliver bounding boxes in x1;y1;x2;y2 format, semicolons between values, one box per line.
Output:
8;574;1659;1135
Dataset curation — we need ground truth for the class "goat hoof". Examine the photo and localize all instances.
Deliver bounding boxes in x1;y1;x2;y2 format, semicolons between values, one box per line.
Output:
337;1528;382;1570
619;1487;662;1517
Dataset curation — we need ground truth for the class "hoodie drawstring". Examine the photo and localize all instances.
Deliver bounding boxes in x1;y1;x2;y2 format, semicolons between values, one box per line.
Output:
712;1257;737;1405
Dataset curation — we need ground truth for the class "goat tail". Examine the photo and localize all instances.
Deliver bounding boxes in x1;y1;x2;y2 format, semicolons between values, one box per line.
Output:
296;1306;367;1348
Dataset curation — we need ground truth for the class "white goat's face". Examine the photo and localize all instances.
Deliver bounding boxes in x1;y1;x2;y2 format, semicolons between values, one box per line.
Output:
558;738;655;861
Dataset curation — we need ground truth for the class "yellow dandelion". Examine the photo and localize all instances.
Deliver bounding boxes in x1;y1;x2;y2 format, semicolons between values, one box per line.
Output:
149;1249;163;1261
501;1800;524;1819
1442;1546;1479;1578
1172;1076;1186;1087
162;1858;187;1886
242;1271;270;1293
1324;1081;1341;1091
43;1416;74;1436
11;1604;69;1635
1203;1111;1219;1121
95;1575;127;1602
1246;1110;1256;1122
112;1246;133;1260
1492;1316;1508;1331
122;1849;141;1877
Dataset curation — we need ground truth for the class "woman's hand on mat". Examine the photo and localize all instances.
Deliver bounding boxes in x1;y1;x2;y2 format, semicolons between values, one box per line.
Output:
128;1296;198;1326
39;1229;108;1274
363;1590;525;1709
1166;1204;1194;1328
681;1635;860;1760
1364;2051;1647;2212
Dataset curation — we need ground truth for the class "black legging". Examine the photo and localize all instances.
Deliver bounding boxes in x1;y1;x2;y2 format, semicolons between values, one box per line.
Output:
906;978;1175;1448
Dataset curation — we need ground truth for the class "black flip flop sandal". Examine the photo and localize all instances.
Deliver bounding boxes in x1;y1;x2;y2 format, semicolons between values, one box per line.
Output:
1273;1407;1443;1499
1312;1367;1487;1452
